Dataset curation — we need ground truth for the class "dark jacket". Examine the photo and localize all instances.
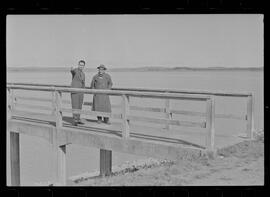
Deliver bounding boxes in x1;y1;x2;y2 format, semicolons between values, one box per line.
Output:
71;68;85;88
70;68;85;117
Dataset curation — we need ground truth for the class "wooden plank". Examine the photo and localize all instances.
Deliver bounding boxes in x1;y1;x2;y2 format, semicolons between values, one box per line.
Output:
171;110;205;117
122;95;130;138
61;108;122;119
110;104;165;113
206;98;215;151
171;109;245;120
171;119;206;128
128;115;206;128
62;100;93;106
11;109;55;122
60;100;113;107
10;132;20;186
100;149;112;177
113;87;251;97
130;105;165;112
7;85;210;100
7;82;251;97
216;113;245;120
15;96;52;102
246;95;255;139
7;82;69;88
15;103;53;111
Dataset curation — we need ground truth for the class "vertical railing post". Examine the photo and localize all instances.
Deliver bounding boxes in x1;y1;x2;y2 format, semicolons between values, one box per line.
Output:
206;97;215;151
55;91;63;128
51;91;55;115
164;98;172;130
10;131;20;186
7;88;12;119
122;94;130;139
7;88;15;119
52;90;66;185
246;94;254;139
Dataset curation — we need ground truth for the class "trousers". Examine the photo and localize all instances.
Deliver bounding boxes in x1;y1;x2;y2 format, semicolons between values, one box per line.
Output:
71;93;84;121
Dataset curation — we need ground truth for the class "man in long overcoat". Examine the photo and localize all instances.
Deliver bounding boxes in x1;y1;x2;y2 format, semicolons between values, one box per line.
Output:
90;64;113;124
70;60;85;126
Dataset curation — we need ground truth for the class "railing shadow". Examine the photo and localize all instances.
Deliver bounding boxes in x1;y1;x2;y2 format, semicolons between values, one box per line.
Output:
12;116;56;127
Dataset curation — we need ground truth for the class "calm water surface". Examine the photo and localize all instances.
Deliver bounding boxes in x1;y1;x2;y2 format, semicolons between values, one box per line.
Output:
7;70;264;185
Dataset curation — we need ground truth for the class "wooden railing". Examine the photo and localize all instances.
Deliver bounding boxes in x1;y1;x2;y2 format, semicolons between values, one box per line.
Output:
7;82;254;138
6;83;255;186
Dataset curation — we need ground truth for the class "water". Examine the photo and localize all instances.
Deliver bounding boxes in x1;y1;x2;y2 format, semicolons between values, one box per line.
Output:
7;70;264;185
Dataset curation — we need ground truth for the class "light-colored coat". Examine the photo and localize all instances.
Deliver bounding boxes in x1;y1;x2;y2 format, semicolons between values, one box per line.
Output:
90;73;113;112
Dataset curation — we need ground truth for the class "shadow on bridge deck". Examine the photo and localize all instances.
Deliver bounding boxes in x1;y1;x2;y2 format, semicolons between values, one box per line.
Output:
11;115;206;149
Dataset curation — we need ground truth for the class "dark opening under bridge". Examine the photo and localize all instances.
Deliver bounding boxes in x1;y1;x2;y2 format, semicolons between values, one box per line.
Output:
6;83;254;186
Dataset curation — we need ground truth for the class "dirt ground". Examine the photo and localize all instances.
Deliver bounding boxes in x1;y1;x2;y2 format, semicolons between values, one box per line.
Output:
73;131;264;186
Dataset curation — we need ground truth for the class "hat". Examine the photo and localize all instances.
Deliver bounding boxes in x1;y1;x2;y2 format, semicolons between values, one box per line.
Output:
97;64;107;70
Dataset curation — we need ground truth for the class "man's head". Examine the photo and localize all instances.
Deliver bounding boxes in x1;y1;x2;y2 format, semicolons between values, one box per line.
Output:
97;64;106;75
78;60;85;70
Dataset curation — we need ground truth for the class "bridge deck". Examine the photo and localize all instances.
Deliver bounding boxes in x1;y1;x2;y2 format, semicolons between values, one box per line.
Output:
10;111;245;151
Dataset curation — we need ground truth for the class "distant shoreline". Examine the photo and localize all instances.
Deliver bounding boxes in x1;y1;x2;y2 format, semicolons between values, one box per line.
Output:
7;66;263;72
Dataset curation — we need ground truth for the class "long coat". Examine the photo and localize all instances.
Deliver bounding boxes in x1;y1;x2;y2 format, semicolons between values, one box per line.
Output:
70;68;85;111
90;73;113;112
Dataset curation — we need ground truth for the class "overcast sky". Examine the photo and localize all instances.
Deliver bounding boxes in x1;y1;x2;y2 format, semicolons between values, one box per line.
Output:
7;14;263;68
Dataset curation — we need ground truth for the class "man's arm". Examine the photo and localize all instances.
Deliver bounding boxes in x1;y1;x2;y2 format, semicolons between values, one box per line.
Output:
70;67;76;75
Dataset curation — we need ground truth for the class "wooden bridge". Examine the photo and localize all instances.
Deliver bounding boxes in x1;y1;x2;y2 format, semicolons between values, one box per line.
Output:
6;83;254;186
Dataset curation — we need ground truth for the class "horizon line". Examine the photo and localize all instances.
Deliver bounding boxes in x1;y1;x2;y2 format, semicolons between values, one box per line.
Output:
7;65;264;69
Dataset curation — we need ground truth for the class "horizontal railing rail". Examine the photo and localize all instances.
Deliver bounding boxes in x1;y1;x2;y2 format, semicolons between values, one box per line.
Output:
7;84;210;100
7;82;252;97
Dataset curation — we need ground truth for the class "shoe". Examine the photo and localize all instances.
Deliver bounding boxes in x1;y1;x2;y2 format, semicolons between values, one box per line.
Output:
72;122;78;126
104;121;111;125
77;121;84;125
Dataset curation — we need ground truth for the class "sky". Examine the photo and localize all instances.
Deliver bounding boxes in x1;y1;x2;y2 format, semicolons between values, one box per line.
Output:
7;14;263;68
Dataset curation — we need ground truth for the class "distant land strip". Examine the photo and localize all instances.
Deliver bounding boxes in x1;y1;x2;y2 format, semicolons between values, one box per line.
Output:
7;66;263;72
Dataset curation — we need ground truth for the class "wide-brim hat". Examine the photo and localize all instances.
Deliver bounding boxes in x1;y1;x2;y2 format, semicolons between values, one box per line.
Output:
97;64;107;70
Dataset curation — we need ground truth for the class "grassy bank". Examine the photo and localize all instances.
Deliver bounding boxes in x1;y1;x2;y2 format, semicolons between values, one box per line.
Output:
70;130;264;186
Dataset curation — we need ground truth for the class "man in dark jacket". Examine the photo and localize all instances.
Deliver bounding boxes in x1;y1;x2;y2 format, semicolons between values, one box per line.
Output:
90;64;113;124
70;60;85;126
